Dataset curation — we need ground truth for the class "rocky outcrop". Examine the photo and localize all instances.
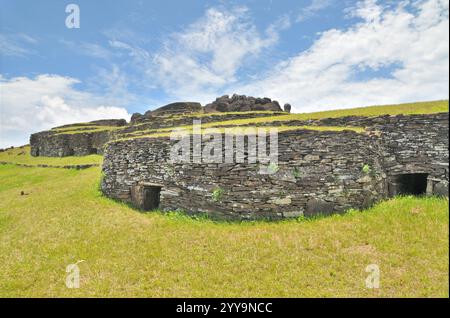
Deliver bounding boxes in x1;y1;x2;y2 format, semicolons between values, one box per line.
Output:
204;94;283;113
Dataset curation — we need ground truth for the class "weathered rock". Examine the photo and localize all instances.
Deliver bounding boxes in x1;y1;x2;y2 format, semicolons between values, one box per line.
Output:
284;103;291;113
305;199;334;216
434;182;448;197
130;113;143;123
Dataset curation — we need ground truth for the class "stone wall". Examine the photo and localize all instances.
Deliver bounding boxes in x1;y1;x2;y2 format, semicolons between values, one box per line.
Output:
370;113;449;195
30;130;112;157
124;111;286;134
30;110;286;157
101;130;385;220
101;113;448;220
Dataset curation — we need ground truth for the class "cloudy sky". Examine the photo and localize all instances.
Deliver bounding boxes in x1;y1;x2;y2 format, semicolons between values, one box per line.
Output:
0;0;448;147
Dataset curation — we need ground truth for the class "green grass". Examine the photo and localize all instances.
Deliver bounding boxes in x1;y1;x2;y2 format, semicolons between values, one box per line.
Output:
0;164;447;297
119;100;448;140
291;100;448;119
159;100;449;122
0;146;103;166
52;125;122;135
116;125;365;141
54;100;450;138
189;100;449;128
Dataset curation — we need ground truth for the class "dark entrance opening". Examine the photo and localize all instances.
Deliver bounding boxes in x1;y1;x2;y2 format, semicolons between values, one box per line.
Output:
142;185;161;211
390;173;428;196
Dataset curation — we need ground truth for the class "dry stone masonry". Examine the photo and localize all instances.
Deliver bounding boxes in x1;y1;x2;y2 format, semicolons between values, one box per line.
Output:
100;112;449;220
30;95;288;157
28;95;448;220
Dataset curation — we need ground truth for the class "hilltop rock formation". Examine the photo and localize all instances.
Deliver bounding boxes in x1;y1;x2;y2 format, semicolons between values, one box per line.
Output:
204;94;282;113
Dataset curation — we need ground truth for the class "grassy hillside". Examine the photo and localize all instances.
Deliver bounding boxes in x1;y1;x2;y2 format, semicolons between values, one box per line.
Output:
0;164;448;297
0;146;103;166
40;100;449;137
118;100;449;140
192;100;449;128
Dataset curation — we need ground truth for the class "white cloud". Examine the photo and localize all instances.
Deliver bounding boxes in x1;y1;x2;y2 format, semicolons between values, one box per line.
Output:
0;74;131;148
237;0;449;112
297;0;332;22
0;33;37;57
60;40;113;60
148;6;286;102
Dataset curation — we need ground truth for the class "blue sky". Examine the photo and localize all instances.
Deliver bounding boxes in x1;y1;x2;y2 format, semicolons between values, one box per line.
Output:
0;0;449;147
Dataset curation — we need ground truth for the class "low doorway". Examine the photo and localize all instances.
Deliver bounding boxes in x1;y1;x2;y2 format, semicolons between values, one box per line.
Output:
389;173;429;196
131;184;162;211
142;185;161;211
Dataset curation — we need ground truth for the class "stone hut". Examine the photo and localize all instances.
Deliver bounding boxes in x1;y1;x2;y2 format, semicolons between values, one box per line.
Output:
101;112;449;220
30;96;288;157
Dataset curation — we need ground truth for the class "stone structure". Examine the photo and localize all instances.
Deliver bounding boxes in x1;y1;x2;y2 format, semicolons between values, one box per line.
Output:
101;112;449;220
30;96;289;157
30;119;126;157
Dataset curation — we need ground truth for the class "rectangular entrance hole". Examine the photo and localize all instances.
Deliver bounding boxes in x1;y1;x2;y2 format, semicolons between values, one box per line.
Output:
392;173;428;196
143;185;161;211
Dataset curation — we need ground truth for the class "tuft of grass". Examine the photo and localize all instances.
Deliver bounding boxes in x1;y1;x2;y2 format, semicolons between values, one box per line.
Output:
0;146;103;166
0;164;447;297
211;188;224;202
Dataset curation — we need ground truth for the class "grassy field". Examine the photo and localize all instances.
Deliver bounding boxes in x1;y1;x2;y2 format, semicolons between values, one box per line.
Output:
0;146;103;166
0;164;448;297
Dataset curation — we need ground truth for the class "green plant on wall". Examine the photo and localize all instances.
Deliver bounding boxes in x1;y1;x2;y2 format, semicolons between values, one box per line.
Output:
362;164;371;175
293;167;301;178
267;162;279;174
166;165;175;177
211;187;224;202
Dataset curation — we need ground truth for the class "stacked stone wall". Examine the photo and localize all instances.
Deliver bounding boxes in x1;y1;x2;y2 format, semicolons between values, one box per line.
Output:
101;113;449;220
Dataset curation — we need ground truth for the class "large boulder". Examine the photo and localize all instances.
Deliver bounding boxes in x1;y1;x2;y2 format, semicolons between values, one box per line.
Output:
204;94;283;113
284;103;292;113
